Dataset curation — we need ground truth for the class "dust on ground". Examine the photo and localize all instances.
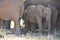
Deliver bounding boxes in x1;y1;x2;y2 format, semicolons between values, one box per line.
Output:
0;29;60;40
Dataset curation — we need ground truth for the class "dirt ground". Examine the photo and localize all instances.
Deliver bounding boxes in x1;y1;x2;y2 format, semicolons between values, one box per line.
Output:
0;33;60;40
0;29;60;40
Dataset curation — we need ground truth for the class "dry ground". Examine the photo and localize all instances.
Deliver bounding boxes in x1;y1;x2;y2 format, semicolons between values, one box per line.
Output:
0;29;60;40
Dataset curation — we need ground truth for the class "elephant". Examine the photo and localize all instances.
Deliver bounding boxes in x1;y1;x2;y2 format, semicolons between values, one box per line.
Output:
23;4;53;34
24;0;60;34
23;5;37;33
0;0;24;35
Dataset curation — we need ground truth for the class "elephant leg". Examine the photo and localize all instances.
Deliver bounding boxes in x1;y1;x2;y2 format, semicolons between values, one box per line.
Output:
36;16;42;34
25;21;29;32
31;23;36;33
22;21;29;34
0;20;3;29
3;20;10;29
51;7;58;33
27;23;31;31
43;7;52;34
14;18;21;35
0;20;10;29
0;23;1;28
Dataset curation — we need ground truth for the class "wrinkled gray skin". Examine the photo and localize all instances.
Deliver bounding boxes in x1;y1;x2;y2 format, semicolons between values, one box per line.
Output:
24;0;60;33
51;7;58;33
23;4;53;34
23;5;37;33
0;0;24;35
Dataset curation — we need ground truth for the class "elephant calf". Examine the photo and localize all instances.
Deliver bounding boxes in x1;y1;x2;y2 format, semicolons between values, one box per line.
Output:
23;4;53;34
24;5;51;32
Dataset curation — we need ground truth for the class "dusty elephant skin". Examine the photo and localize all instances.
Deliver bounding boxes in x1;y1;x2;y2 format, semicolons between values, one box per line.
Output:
23;5;37;33
23;4;53;34
51;7;58;33
24;0;60;34
0;0;24;35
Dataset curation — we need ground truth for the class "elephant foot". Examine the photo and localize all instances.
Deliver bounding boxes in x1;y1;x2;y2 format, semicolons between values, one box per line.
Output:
21;27;28;35
38;31;42;35
13;28;21;36
15;32;26;37
38;29;43;35
15;32;21;35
